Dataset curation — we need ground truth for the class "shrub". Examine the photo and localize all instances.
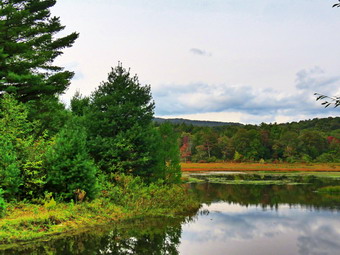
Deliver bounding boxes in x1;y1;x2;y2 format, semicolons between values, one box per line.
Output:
45;118;98;200
0;189;6;218
0;139;21;199
316;152;338;163
207;156;217;163
233;151;243;162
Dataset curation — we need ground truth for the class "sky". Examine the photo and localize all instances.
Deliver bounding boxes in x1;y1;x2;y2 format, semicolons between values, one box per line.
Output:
52;0;340;124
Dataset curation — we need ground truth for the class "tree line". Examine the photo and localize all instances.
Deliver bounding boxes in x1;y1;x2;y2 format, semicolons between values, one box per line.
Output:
168;117;340;163
0;0;180;204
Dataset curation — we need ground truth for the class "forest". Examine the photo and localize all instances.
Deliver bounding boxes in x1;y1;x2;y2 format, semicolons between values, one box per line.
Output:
165;117;340;164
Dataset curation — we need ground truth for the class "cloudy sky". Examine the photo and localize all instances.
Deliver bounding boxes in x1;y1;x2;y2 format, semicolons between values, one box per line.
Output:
52;0;340;124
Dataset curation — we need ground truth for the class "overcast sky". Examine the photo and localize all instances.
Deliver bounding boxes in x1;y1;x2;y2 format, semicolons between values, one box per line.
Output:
53;0;340;124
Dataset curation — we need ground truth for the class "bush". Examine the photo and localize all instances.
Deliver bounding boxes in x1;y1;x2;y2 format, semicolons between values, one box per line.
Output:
45;118;98;201
0;189;6;218
207;156;217;163
316;152;338;163
101;174;199;215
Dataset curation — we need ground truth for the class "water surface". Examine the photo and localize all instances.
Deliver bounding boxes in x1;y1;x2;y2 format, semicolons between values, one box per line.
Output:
2;172;340;255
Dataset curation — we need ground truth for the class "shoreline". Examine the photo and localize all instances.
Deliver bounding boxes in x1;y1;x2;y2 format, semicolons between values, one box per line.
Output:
0;183;200;248
181;162;340;172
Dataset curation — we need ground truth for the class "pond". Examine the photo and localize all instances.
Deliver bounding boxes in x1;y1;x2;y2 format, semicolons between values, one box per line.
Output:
2;172;340;255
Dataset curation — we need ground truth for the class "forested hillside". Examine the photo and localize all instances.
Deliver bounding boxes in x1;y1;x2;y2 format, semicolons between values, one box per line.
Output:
154;118;242;127
159;117;340;163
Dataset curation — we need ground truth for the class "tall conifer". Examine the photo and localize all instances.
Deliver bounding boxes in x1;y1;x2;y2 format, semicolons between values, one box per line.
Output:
0;0;78;101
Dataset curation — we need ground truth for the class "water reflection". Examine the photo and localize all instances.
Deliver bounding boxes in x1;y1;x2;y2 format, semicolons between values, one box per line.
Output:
180;203;340;255
0;217;188;255
1;176;340;255
188;182;340;210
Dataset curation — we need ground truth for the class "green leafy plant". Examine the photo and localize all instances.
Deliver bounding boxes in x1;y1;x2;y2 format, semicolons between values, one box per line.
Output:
43;192;57;210
0;189;6;218
45;118;98;200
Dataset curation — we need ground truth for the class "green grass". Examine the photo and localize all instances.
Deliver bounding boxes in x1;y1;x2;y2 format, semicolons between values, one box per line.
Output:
0;175;200;246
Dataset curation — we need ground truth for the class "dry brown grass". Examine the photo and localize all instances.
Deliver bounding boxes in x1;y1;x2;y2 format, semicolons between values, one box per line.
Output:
181;162;340;172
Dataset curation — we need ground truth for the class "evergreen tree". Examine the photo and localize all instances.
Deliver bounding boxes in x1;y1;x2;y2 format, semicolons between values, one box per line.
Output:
27;95;71;136
45;118;98;200
86;64;157;179
70;91;90;117
0;0;78;101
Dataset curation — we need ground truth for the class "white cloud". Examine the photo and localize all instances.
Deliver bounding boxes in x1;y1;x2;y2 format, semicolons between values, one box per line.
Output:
153;67;340;123
53;0;340;123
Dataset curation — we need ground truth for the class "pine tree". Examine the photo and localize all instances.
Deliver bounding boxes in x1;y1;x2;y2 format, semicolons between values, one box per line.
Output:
0;0;78;101
86;64;157;178
45;118;98;200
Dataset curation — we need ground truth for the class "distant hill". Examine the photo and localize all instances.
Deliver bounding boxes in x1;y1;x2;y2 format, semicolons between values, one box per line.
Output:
153;117;242;127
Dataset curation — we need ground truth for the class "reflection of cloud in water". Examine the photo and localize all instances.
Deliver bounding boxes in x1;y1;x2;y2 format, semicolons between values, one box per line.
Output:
180;203;340;255
298;224;340;255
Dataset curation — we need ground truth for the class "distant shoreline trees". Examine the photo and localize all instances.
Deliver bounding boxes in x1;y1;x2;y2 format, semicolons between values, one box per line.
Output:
171;117;340;164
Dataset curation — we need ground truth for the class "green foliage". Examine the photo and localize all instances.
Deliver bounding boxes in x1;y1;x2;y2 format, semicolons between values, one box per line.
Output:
70;91;90;116
43;192;57;210
170;117;340;164
217;135;235;161
0;140;21;199
45;118;98;201
233;151;243;162
316;152;340;163
0;0;79;101
0;94;52;199
26;96;71;137
232;129;266;161
0;94;32;198
85;64;158;179
298;130;327;159
158;123;182;183
0;189;6;218
21;160;46;199
101;174;198;215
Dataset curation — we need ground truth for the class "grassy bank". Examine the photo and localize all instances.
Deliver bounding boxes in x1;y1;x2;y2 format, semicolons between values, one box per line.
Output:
0;175;199;246
181;162;340;172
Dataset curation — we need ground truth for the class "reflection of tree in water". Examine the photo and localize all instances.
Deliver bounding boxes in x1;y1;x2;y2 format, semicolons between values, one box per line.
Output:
99;219;182;255
189;176;340;210
0;216;198;255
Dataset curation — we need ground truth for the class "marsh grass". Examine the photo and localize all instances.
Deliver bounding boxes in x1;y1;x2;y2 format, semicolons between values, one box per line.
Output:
182;162;340;172
0;174;199;245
